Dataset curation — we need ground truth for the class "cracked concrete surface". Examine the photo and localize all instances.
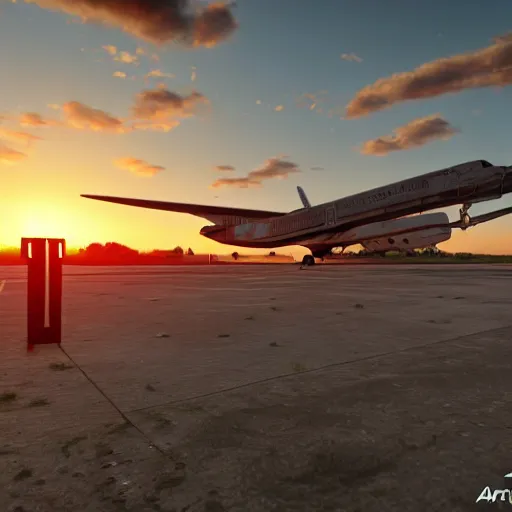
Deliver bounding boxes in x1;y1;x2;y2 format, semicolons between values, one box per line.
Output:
1;264;512;511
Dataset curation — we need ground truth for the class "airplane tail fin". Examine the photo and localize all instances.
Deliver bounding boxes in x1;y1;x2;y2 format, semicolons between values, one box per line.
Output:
297;186;311;208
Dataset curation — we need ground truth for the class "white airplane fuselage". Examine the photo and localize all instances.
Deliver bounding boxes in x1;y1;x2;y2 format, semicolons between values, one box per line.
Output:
200;160;512;254
81;159;512;259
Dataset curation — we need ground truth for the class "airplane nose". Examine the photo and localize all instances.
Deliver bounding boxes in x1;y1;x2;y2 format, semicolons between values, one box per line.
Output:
503;166;512;194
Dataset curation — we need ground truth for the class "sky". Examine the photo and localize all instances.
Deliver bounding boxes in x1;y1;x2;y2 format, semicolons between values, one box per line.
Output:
1;0;511;257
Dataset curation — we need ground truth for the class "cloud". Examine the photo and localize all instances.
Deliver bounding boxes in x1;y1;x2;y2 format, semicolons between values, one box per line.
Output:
115;157;165;177
23;0;238;47
62;101;126;132
211;157;300;188
131;88;208;131
132;88;208;118
210;177;261;189
145;69;175;80
360;114;459;156
113;71;127;78
295;90;332;114
494;32;512;44
102;44;117;56
0;128;41;145
115;51;138;64
0;143;27;165
248;158;300;182
191;66;197;82
346;36;512;118
102;45;139;64
274;105;284;112
19;112;53;127
310;166;324;171
19;87;206;135
214;165;235;172
341;53;362;63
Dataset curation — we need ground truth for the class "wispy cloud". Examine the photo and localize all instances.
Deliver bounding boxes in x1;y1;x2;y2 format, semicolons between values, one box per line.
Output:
113;71;127;79
131;88;209;131
295;91;332;115
211;177;261;189
115;51;139;65
346;35;512;118
211;157;300;188
145;69;175;81
214;165;235;172
274;105;284;112
494;32;512;44
0;143;27;165
62;101;126;133
102;45;139;65
360;114;459;156
102;45;117;56
23;0;238;47
341;53;362;63
310;166;324;171
0;128;41;145
19;112;54;127
19;86;207;135
115;157;165;177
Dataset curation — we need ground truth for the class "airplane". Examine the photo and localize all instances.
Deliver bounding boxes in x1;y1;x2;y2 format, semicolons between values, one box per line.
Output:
82;159;512;267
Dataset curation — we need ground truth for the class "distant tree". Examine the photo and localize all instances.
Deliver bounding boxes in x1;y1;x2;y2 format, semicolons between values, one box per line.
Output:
104;242;138;257
82;242;138;258
172;246;184;255
187;247;194;256
268;251;276;257
84;243;104;258
232;251;239;261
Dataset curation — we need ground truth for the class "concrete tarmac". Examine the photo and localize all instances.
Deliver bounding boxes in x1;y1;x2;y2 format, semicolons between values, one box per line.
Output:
1;264;512;511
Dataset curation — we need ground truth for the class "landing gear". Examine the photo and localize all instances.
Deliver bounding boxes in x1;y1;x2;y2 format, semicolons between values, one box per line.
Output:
459;203;472;230
300;250;331;269
300;254;316;269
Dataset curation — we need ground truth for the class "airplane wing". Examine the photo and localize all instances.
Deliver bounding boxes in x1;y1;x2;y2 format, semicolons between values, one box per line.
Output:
340;206;512;247
81;194;286;224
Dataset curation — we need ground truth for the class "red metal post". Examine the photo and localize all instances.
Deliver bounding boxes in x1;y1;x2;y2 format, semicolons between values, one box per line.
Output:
20;238;66;350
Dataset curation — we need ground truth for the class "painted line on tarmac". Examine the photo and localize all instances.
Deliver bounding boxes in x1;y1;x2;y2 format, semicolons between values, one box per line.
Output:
0;280;5;293
167;286;285;292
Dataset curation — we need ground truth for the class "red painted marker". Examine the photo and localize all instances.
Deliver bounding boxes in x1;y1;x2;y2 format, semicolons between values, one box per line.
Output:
20;238;66;351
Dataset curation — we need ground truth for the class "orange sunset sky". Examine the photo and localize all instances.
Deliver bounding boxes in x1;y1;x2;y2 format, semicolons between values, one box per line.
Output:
1;0;512;259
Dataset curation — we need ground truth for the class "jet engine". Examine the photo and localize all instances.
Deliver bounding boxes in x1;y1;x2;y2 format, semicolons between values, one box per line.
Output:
362;226;451;252
356;212;451;252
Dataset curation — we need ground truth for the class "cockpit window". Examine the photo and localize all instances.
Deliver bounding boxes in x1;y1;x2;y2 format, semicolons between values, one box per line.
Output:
479;160;493;168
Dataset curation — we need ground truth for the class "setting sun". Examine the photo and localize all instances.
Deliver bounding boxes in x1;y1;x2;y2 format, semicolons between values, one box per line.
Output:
1;0;511;258
2;3;512;510
20;212;71;241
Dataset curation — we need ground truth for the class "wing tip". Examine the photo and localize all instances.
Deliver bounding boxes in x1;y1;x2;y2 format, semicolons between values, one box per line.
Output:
81;194;106;200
